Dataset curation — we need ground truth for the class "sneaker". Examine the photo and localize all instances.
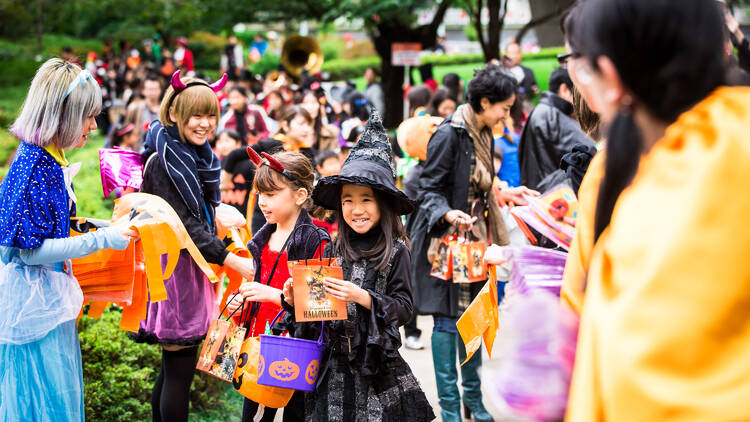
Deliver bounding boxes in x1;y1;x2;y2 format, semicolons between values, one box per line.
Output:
405;336;424;350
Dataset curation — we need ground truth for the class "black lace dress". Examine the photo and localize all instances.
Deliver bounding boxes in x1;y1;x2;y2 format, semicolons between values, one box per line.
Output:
280;228;435;422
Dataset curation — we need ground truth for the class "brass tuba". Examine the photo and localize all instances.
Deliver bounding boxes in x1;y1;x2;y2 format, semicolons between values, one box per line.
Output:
281;35;323;79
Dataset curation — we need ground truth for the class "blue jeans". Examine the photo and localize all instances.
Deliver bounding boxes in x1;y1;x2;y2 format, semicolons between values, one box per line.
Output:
433;316;459;334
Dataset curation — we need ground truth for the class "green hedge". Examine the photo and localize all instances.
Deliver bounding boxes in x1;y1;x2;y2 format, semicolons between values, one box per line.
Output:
79;307;232;421
322;56;380;81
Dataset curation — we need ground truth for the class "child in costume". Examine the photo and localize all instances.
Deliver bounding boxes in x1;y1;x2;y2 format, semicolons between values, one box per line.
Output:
0;59;137;421
282;113;435;422
225;149;330;422
133;70;255;422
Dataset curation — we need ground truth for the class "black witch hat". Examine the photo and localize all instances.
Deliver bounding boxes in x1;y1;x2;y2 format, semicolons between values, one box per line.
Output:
313;112;414;215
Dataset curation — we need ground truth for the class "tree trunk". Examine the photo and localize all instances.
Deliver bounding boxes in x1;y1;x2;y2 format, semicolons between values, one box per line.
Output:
371;1;452;128
372;24;417;129
486;0;501;61
35;0;43;54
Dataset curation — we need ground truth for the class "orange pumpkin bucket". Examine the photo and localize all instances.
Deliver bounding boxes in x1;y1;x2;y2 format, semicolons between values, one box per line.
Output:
257;311;326;391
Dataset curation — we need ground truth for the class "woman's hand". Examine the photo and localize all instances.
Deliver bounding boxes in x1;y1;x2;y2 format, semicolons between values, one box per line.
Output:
239;281;281;305
113;221;139;241
500;186;540;206
282;278;294;306
444;209;478;233
484;244;506;265
224;254;255;280
323;277;371;310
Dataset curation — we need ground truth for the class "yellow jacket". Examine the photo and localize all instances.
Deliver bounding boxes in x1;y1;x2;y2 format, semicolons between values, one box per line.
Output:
560;151;604;315
566;87;750;421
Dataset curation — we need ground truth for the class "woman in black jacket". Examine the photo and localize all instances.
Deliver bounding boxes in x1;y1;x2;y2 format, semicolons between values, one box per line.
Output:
409;64;534;422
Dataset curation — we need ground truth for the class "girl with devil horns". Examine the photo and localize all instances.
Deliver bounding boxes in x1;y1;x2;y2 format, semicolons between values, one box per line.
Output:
132;70;256;422
224;147;329;422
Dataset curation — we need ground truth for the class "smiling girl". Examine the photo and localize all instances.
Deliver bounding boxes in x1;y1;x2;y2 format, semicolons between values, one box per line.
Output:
225;150;329;422
135;71;255;422
0;58;138;422
281;113;434;421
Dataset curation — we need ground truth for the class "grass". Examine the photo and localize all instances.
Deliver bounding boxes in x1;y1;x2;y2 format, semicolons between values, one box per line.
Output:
354;57;560;97
189;385;244;422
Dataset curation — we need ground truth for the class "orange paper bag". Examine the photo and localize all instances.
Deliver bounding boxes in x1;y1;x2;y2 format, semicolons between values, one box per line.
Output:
292;259;347;322
430;236;454;280
197;317;248;382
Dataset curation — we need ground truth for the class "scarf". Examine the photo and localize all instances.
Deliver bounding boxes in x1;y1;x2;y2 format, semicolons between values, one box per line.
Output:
453;104;509;246
234;106;248;142
143;121;221;223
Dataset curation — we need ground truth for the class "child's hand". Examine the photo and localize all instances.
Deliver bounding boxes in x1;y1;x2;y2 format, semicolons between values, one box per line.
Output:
225;293;244;317
239;281;281;304
484;244;506;265
282;278;294;306
323;277;371;309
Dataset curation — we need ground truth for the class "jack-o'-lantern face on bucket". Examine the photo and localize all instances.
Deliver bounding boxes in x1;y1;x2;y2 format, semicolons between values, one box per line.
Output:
305;360;320;385
269;358;300;381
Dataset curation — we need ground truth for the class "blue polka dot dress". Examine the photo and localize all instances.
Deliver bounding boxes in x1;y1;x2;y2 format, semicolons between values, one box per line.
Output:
0;142;85;421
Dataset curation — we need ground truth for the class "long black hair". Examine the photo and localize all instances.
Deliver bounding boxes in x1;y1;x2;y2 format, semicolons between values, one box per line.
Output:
333;188;409;271
566;0;726;241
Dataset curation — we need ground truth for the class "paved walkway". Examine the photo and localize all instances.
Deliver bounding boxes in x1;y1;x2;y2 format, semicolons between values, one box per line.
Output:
399;315;529;422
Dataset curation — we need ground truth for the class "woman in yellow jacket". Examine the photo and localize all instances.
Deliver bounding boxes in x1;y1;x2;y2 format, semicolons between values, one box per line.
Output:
563;0;750;420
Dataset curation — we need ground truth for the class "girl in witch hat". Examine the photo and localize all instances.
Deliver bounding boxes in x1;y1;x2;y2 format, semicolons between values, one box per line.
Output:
280;112;435;421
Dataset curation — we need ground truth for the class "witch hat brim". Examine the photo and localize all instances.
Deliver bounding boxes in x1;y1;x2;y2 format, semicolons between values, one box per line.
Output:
313;163;415;215
312;112;415;215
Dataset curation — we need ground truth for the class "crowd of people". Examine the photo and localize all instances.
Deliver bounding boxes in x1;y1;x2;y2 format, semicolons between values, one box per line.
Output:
2;0;750;421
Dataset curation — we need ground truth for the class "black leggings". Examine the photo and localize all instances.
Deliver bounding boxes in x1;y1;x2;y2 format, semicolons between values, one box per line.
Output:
151;346;199;422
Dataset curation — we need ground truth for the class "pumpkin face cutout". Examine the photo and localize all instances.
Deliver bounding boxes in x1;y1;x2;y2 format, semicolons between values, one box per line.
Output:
305;360;320;385
269;358;300;381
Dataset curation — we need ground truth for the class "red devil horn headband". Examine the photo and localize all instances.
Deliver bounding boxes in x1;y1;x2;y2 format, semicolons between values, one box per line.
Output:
170;70;228;94
245;147;297;182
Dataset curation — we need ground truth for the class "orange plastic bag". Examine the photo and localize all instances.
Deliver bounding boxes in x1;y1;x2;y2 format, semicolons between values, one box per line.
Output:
216;227;253;312
457;266;499;365
111;193;218;291
232;336;294;408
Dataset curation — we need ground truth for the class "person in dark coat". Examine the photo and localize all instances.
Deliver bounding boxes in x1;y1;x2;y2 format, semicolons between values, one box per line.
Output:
517;67;595;190
409;64;537;422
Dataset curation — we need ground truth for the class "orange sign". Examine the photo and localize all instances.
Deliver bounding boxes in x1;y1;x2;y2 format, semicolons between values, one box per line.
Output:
392;43;422;66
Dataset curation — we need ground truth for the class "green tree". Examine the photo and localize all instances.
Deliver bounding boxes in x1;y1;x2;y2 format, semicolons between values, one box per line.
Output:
250;0;453;127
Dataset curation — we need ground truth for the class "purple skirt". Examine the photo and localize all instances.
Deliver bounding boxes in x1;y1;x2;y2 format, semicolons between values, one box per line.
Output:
131;250;217;346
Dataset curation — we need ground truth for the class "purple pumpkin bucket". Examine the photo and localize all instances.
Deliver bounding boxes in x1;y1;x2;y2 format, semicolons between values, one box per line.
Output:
257;311;326;391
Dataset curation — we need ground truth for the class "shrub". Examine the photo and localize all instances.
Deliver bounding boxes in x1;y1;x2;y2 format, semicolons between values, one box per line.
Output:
79;307;230;421
190;31;228;72
0;60;40;87
249;53;282;77
322;56;381;81
320;40;341;61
